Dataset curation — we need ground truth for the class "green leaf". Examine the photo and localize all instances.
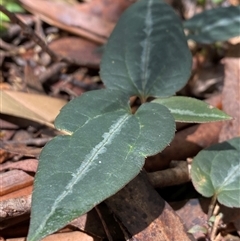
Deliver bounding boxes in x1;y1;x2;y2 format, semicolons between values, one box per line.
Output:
153;96;232;123
191;137;240;208
27;89;175;241
0;0;25;30
100;0;192;100
184;6;240;43
4;1;25;13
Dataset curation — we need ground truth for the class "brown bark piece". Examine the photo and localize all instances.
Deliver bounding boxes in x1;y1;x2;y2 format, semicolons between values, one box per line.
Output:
106;172;195;241
0;170;34;196
69;211;105;238
0;159;38;173
70;203;125;240
0;185;32;201
219;44;240;142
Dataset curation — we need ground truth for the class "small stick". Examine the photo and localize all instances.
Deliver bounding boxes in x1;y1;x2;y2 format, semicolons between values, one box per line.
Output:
0;194;32;219
147;160;191;188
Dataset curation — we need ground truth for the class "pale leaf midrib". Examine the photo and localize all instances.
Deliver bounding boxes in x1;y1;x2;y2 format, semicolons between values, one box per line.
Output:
141;0;153;93
169;108;227;118
33;113;130;239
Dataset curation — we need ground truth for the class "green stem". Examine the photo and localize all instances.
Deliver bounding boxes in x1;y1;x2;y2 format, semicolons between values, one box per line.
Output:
140;95;147;104
207;194;217;220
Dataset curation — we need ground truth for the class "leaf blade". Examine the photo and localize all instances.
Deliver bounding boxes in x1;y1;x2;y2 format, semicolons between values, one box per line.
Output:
153;96;232;123
27;90;175;241
100;0;192;99
191;137;240;208
184;6;240;43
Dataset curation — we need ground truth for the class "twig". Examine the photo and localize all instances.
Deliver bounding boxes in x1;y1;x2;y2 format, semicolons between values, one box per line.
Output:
0;39;17;51
0;195;32;219
147;160;191;188
0;5;59;62
38;62;67;83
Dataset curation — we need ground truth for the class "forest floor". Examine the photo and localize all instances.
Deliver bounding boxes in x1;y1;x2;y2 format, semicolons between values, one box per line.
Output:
0;0;239;241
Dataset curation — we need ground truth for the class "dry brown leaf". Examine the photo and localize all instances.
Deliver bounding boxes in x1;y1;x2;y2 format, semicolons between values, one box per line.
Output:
19;0;112;43
0;90;67;127
0;185;33;201
49;37;101;68
75;0;135;23
0;170;34;196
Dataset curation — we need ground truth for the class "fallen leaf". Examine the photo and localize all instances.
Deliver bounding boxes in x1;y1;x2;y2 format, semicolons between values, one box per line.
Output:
0;90;67;126
19;0;112;43
49;37;101;68
0;170;34;196
76;0;135;23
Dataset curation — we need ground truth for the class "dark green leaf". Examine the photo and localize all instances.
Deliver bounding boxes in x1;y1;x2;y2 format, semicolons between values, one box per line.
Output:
153;96;232;123
184;6;240;43
191;137;240;208
27;89;175;241
100;0;192;100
